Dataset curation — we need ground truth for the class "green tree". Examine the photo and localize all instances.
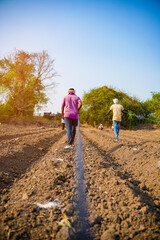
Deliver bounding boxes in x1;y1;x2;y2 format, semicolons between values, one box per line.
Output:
0;50;56;117
145;92;160;124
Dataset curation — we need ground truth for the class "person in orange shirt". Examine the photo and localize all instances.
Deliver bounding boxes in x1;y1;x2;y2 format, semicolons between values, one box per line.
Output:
106;98;126;142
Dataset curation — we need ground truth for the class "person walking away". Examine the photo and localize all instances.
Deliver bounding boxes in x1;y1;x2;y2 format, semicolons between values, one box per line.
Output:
106;98;126;142
61;88;82;148
98;123;103;130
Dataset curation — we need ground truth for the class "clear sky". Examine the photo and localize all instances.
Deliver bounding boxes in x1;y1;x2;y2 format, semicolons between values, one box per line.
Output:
0;0;160;113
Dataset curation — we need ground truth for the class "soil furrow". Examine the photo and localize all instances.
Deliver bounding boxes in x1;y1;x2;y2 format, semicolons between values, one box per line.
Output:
0;130;65;191
0;134;75;239
81;129;160;239
0;129;56;142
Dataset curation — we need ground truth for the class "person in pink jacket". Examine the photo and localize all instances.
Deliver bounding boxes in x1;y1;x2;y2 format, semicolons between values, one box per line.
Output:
61;88;82;147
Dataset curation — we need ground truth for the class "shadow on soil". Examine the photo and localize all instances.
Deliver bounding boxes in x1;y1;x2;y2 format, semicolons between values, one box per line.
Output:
0;131;65;191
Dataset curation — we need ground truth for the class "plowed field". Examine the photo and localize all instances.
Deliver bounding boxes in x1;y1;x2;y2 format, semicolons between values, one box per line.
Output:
0;124;159;240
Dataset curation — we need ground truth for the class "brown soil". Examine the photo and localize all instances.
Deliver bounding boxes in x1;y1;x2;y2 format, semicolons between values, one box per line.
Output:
0;124;159;240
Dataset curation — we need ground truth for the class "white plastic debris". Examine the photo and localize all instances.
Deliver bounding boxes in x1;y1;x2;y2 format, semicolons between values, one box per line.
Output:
59;218;71;228
132;148;138;151
35;201;62;209
52;158;67;162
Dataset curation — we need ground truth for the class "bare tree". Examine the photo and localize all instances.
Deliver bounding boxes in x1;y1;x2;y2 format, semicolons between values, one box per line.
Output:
0;50;56;116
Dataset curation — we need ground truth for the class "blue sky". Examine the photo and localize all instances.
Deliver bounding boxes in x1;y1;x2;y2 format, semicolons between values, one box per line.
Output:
0;0;160;113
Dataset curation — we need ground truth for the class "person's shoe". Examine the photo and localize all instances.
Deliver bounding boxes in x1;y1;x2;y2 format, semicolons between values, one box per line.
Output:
64;145;72;149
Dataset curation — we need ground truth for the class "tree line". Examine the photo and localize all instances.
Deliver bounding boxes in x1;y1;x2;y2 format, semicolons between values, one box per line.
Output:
79;86;160;128
0;50;159;128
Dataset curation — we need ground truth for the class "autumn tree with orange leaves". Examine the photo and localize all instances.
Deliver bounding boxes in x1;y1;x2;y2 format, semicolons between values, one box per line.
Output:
0;50;56;117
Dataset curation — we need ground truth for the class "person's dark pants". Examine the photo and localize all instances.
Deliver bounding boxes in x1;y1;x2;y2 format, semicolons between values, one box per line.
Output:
62;123;65;130
64;118;78;145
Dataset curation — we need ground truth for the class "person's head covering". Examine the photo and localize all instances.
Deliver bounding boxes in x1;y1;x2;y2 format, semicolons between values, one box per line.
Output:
113;98;118;104
68;88;75;94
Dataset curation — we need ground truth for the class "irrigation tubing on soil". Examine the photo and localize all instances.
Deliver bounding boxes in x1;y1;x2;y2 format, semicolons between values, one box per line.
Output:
128;112;160;123
74;119;92;240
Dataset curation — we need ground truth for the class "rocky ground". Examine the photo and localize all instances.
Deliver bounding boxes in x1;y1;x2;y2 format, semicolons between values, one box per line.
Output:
0;124;159;240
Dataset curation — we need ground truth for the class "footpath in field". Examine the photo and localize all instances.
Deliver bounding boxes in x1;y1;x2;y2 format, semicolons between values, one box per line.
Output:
0;125;160;239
